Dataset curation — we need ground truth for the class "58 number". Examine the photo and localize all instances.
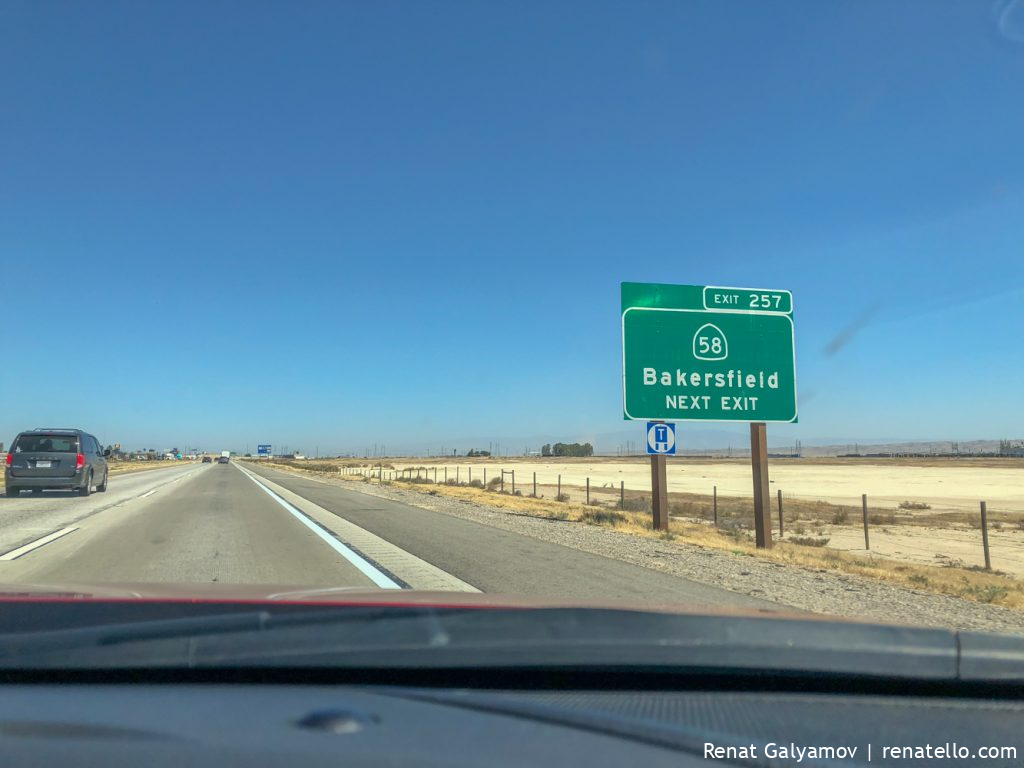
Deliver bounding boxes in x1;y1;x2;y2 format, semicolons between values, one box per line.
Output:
698;336;722;355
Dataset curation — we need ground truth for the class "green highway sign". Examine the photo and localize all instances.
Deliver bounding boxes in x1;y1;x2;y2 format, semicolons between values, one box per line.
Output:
622;282;797;423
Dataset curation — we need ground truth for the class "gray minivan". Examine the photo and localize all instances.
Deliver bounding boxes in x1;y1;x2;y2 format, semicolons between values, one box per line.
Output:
4;429;109;497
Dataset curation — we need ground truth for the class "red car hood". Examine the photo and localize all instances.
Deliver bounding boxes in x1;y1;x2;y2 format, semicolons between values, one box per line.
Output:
0;580;830;622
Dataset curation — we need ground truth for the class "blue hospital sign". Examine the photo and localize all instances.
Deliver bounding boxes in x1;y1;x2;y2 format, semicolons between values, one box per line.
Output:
646;422;676;455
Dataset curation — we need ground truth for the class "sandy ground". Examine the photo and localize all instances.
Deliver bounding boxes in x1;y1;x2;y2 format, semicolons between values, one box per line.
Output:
377;456;1024;578
387;457;1024;515
821;524;1024;576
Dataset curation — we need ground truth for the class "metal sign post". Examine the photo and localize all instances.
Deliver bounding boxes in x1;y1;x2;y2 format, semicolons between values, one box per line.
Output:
750;422;772;549
646;421;675;531
650;454;669;531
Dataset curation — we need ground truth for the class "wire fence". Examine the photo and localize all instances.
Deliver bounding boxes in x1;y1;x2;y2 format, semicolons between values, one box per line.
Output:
327;463;1021;577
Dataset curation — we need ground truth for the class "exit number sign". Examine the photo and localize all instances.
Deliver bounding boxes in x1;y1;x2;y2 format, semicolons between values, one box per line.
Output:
621;282;798;423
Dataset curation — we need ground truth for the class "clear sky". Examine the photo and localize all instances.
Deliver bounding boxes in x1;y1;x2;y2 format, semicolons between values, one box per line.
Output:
2;1;1023;454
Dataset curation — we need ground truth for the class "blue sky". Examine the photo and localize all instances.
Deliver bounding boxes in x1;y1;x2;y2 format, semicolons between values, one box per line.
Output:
2;1;1023;454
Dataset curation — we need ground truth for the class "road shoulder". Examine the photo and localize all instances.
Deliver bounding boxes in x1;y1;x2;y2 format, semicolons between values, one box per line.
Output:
246;463;1024;635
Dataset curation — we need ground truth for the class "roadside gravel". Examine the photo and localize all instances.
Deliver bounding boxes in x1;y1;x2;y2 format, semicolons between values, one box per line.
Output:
271;468;1024;636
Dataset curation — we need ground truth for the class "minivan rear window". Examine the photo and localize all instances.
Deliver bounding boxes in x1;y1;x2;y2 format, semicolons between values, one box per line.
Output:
14;435;79;453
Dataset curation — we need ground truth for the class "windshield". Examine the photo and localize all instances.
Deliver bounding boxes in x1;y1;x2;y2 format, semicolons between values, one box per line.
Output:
14;435;79;453
1;0;1022;666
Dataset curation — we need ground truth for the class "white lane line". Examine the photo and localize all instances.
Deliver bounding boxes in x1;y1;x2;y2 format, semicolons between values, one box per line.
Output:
140;489;157;498
236;466;402;589
0;527;79;561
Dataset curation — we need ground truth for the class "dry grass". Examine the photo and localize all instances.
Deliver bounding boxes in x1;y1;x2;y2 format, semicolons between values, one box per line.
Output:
108;460;189;476
256;459;1024;611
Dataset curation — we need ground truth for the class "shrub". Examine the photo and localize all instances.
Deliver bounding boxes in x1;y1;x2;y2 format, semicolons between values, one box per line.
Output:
555;493;571;502
869;513;895;525
831;509;849;525
622;496;650;512
898;500;931;510
788;535;830;547
486;477;502;489
581;509;627;526
963;584;1009;603
467;479;484;489
303;463;339;473
670;500;700;516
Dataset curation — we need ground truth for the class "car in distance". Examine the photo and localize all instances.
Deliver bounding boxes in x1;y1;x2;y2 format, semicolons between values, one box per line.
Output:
202;456;213;464
4;428;109;497
217;456;229;464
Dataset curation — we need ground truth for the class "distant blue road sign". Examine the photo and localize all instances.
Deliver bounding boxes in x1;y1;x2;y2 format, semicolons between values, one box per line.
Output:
646;422;676;455
257;444;272;456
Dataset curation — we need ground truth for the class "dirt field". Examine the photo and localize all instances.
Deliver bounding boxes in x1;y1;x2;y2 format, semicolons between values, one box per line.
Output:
373;456;1024;577
385;456;1023;513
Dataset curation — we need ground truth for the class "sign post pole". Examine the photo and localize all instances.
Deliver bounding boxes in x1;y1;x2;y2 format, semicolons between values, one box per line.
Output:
644;420;675;532
750;422;772;549
651;453;668;531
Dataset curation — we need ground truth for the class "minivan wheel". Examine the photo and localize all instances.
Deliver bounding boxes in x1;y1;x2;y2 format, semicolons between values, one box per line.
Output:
97;472;108;493
79;473;92;497
5;487;20;498
31;489;43;495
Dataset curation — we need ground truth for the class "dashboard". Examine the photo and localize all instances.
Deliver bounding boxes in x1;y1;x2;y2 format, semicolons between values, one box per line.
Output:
1;684;1021;767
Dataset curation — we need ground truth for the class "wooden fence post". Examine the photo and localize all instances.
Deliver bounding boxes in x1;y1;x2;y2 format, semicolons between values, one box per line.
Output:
980;501;992;571
620;481;624;510
713;485;718;526
862;494;870;550
586;477;590;505
777;489;784;538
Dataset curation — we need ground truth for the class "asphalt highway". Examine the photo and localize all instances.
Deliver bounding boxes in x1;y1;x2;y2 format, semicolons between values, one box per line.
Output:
0;461;779;609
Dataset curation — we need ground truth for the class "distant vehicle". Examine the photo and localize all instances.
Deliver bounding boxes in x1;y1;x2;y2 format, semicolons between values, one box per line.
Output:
4;428;109;497
201;456;213;464
217;456;229;464
163;453;175;461
220;451;230;460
